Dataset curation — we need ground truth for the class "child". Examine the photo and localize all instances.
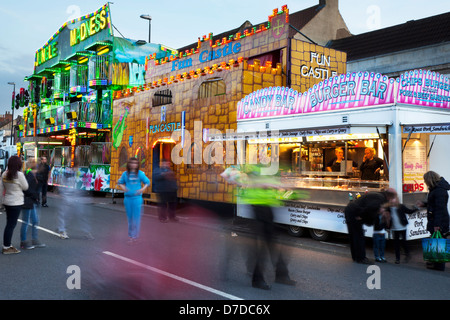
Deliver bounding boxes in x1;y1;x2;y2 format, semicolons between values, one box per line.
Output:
373;207;389;262
385;192;418;264
117;157;150;244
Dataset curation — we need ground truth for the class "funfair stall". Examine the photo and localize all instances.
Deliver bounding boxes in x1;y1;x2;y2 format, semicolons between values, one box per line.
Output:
235;69;450;240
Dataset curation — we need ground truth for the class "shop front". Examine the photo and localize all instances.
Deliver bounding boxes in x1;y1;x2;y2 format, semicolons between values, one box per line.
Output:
235;69;450;240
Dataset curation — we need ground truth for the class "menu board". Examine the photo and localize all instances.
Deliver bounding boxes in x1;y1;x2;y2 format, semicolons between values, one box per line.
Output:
403;143;427;192
397;69;450;109
236;200;428;240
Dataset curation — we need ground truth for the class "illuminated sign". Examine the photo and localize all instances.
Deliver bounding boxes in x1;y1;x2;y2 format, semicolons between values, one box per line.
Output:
171;58;193;72
304;72;395;112
237;72;396;120
70;8;108;46
397;69;450;108
171;42;242;72
199;42;241;63
290;39;347;94
300;52;338;80
36;43;58;66
149;122;181;134
238;87;301;120
238;69;450;121
34;4;112;73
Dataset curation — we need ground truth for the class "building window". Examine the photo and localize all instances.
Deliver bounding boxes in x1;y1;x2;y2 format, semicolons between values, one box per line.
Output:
247;49;281;67
198;78;226;99
153;89;172;107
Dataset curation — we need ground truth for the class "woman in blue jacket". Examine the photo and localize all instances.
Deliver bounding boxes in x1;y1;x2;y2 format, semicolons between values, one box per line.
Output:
117;157;150;244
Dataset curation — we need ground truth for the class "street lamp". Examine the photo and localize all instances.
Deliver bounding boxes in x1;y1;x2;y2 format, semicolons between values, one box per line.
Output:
140;14;152;43
7;82;15;145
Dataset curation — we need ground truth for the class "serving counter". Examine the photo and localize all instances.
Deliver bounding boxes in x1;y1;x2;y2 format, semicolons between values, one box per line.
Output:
281;175;388;206
237;174;429;240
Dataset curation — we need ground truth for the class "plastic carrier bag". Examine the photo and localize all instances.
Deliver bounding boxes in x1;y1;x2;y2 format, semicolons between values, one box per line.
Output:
422;231;450;263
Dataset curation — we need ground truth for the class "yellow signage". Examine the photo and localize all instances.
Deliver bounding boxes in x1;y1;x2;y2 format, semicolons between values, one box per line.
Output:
290;40;347;93
70;8;108;47
36;43;58;67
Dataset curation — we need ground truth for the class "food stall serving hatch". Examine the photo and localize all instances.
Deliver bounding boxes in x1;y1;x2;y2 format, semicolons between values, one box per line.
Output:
229;70;450;240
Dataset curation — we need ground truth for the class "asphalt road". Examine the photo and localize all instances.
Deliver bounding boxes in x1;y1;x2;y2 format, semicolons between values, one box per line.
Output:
0;191;448;306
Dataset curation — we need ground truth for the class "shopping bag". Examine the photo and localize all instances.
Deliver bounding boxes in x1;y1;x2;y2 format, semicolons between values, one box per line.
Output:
422;231;450;263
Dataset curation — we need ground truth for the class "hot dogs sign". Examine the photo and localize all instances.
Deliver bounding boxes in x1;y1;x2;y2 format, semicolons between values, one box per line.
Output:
237;70;450;120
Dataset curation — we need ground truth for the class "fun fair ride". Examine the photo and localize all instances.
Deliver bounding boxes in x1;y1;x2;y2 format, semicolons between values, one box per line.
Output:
234;69;450;241
19;3;173;194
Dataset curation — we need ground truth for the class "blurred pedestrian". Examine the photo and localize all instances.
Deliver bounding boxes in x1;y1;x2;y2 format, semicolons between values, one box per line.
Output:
36;156;51;207
344;189;393;263
153;160;178;222
384;192;418;264
0;156;28;254
372;207;389;263
417;171;450;271
56;165;93;240
117;157;150;244
20;159;46;250
240;165;296;290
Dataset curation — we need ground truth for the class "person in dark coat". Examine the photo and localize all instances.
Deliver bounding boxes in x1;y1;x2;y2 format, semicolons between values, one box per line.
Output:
344;189;394;264
20;159;46;249
360;148;384;180
326;147;357;172
384;194;418;264
417;171;450;271
153;160;178;222
36;156;51;207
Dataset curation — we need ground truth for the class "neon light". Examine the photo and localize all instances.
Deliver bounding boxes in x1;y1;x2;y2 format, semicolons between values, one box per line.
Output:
237;72;396;120
89;79;109;86
134;147;143;157
397;69;450;108
35;42;58;66
146;6;288;70
70;8;108;46
152;138;175;148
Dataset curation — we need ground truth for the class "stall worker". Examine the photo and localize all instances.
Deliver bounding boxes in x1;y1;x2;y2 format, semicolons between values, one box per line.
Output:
360;148;384;180
326;147;357;173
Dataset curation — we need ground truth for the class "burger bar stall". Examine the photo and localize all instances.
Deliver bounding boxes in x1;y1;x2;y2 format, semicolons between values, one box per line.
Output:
234;69;450;241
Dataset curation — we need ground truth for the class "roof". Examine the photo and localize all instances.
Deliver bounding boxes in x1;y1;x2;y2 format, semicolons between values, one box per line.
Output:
177;20;253;54
288;3;324;38
177;4;325;53
328;12;450;60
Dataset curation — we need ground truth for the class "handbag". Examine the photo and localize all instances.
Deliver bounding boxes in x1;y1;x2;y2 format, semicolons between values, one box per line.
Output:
422;231;450;263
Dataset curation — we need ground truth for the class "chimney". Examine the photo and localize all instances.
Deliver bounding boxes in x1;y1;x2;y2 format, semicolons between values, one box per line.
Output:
319;0;339;10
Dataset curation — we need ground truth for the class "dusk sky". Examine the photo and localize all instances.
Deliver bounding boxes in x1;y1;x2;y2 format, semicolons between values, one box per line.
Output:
1;0;449;116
